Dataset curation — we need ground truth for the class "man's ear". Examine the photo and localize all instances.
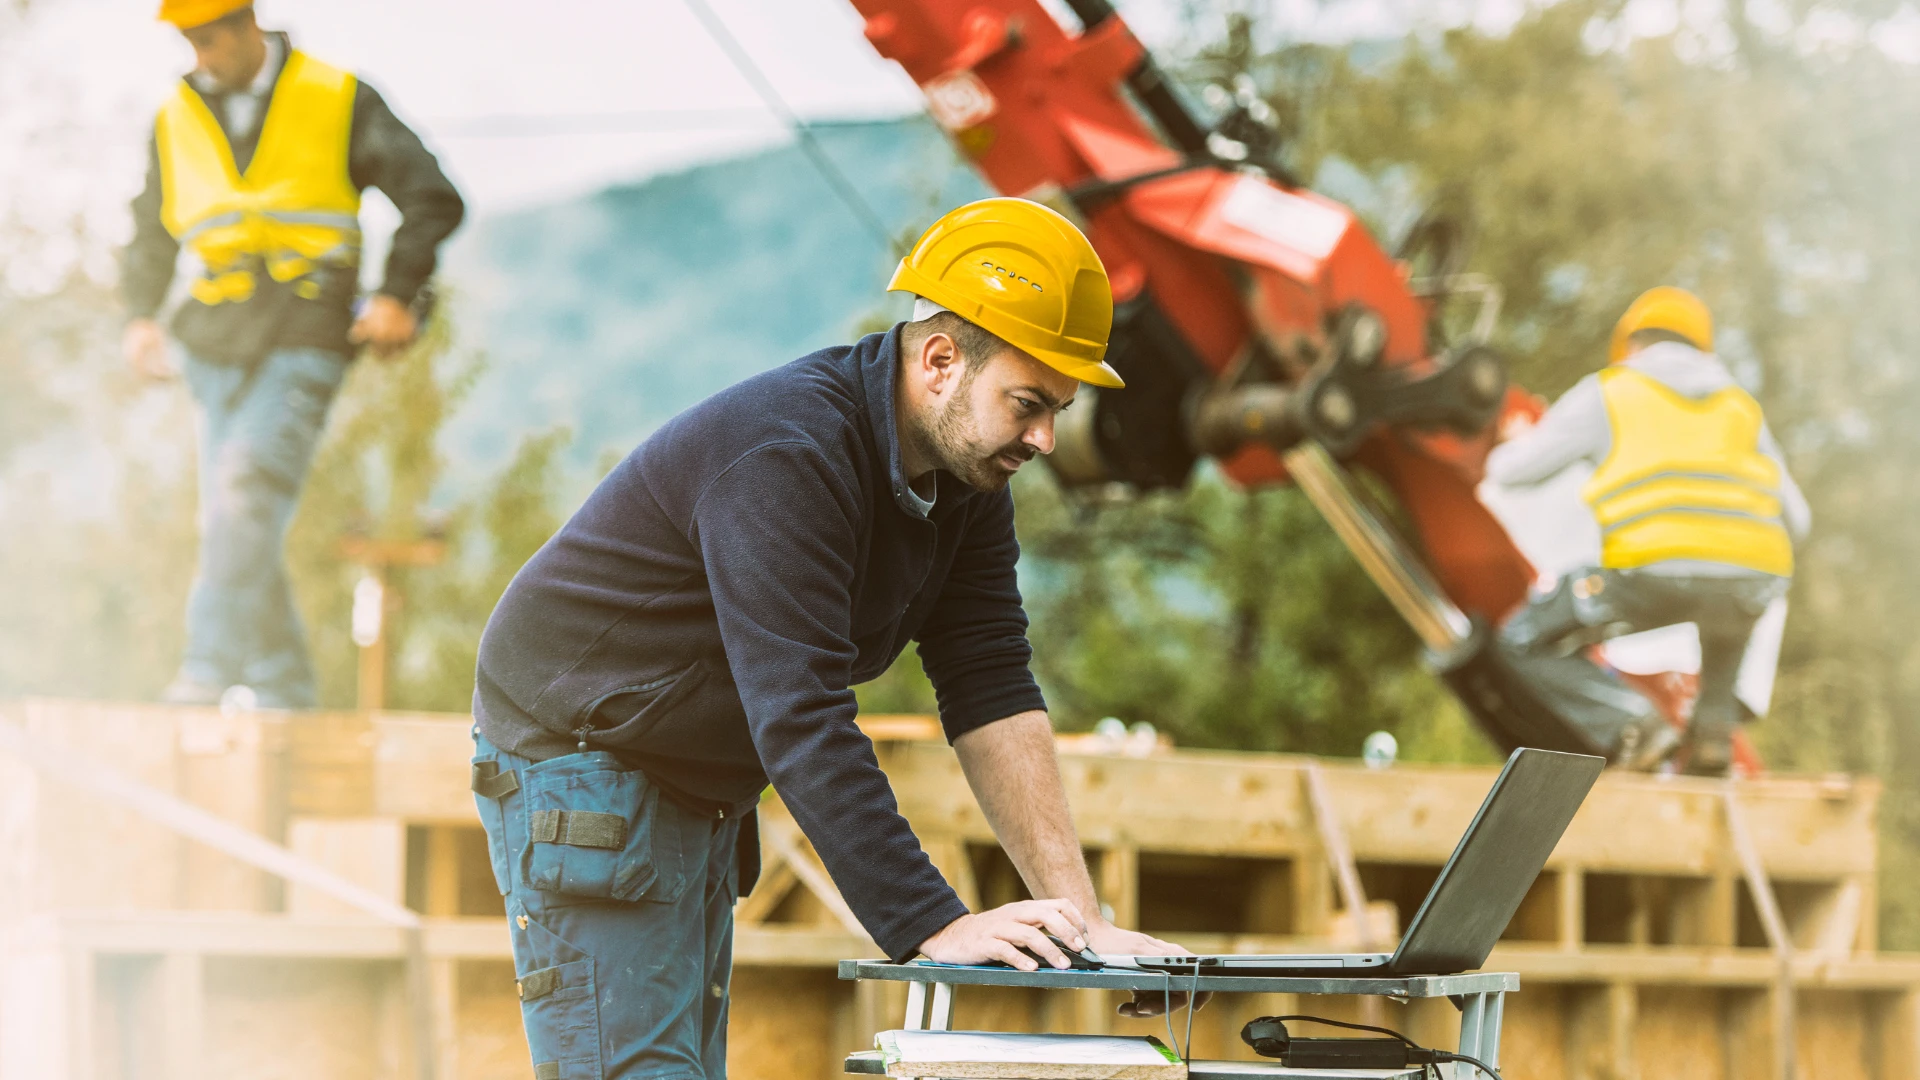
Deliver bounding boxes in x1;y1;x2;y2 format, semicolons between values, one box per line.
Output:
915;332;965;396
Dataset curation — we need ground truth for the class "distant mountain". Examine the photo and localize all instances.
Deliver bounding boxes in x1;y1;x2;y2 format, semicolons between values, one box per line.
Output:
441;116;988;474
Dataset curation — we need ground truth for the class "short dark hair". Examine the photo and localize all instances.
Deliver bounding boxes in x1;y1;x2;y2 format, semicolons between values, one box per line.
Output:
1627;327;1702;351
902;310;1012;368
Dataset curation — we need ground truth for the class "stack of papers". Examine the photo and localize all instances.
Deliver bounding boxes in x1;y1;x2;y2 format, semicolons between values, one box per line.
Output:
875;1030;1187;1079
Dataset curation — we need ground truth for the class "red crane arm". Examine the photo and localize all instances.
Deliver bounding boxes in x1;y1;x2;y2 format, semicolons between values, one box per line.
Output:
850;0;1532;616
847;0;1740;765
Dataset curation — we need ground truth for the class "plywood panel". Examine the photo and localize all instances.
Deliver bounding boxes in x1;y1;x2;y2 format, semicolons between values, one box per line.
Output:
203;958;392;1080
1797;989;1874;1080
728;968;845;1080
1502;984;1569;1079
286;817;406;917
455;960;530;1080
1634;988;1722;1079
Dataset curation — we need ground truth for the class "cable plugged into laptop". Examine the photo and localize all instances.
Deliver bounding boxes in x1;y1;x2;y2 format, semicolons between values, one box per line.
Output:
1241;1016;1504;1079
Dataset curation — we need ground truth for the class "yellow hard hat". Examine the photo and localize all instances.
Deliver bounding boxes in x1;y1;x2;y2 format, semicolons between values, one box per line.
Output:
1610;286;1713;364
889;197;1122;389
157;0;251;29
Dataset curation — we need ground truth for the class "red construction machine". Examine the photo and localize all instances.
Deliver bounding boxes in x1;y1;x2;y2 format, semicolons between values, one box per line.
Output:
848;0;1752;766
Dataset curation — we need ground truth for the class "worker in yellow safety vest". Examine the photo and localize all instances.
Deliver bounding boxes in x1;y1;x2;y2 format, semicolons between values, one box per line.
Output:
1486;287;1809;776
122;0;463;708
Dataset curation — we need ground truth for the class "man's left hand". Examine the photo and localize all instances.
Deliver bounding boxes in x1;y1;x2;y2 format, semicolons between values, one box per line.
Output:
349;294;418;358
1084;920;1214;1018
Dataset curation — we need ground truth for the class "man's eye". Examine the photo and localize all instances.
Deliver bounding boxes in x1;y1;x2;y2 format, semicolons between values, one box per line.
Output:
1014;397;1039;413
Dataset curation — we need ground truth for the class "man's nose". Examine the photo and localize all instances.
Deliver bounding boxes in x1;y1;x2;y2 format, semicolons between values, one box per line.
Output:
1024;416;1055;456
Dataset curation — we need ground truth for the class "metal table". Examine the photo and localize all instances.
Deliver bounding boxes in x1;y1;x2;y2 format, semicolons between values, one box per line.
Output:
838;960;1517;1080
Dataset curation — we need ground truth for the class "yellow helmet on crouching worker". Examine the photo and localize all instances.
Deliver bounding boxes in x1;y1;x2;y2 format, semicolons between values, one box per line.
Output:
157;0;250;29
1609;286;1714;364
888;198;1123;389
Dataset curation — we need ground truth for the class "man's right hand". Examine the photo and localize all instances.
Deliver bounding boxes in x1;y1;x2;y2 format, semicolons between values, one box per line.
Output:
123;318;174;380
917;899;1090;971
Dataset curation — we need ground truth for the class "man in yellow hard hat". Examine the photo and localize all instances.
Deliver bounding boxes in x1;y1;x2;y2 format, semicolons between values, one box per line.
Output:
1487;287;1809;775
468;198;1196;1078
124;0;463;708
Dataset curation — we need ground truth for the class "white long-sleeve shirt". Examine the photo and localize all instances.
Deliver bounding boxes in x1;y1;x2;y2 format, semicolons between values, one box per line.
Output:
1484;342;1810;575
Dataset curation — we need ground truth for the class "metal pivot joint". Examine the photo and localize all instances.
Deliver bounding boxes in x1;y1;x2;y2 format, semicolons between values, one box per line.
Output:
1192;305;1508;462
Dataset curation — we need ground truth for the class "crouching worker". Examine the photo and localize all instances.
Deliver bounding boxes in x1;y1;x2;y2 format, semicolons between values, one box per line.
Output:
470;199;1201;1079
1487;287;1809;775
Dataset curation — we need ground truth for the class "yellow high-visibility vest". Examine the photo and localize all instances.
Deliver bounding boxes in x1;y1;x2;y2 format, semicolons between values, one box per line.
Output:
1581;367;1794;576
155;49;361;307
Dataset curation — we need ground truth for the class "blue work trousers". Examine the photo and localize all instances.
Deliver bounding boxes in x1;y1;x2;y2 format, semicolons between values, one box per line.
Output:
179;347;349;706
473;733;741;1080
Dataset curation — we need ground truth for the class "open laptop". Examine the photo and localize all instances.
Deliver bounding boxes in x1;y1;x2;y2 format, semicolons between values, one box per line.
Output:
1130;747;1603;977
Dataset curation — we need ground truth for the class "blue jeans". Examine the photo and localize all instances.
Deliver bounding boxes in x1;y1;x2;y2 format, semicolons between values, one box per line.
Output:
473;733;741;1080
179;347;348;706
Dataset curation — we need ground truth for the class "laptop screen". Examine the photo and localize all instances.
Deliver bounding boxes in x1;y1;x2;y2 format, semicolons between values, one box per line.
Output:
1389;748;1603;974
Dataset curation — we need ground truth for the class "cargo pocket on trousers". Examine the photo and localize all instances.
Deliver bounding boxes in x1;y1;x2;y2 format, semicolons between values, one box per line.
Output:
522;751;685;904
471;754;520;895
518;955;601;1079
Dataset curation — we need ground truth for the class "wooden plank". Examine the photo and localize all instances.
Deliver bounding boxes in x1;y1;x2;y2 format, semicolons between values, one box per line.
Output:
1633;987;1719;1079
285;711;376;817
420;826;464;918
286;817;406;918
12;699;190;913
176;708;283;911
924;838;982;912
1564;982;1635;1080
1869;988;1920;1080
372;715;479;824
427;958;461;1080
735;856;801;926
161;951;206;1080
1097;846;1138;930
759;809;867;938
1303;764;1375;951
1725;986;1775;1080
880;737;1880;878
1559;867;1585;952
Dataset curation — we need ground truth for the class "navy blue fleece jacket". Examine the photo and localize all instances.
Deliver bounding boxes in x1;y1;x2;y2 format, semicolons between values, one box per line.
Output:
473;325;1047;961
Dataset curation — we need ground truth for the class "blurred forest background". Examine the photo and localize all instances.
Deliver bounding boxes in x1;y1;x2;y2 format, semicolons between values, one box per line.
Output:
6;0;1920;939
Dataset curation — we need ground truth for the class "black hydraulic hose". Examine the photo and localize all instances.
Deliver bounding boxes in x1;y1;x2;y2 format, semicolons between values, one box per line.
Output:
1059;0;1213;157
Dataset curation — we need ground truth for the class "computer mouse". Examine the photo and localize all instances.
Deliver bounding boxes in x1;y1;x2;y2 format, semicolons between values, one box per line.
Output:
1014;934;1105;970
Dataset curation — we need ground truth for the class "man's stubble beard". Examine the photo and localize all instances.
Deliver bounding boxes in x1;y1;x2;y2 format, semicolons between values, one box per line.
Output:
920;365;1033;493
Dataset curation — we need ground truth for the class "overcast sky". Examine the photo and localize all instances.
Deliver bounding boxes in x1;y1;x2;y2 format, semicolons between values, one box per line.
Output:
12;0;1910;295
0;0;1547;293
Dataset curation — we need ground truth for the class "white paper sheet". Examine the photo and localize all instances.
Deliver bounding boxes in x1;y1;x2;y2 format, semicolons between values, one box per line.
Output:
884;1031;1178;1066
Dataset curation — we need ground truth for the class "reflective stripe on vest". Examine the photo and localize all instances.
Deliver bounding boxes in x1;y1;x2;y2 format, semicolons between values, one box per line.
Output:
155;49;361;306
1581;367;1794;576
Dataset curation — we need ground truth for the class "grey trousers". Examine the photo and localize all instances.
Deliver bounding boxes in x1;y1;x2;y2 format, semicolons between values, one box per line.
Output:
1501;567;1787;733
473;733;741;1080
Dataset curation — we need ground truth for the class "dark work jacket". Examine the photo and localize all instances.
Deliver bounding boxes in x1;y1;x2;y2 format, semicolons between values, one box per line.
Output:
473;326;1047;961
121;34;464;364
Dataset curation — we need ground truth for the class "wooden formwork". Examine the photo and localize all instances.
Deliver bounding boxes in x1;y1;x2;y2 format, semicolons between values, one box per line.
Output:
2;698;1918;1080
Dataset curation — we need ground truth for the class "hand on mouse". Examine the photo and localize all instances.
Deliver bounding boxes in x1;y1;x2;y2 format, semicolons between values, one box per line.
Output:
917;899;1090;971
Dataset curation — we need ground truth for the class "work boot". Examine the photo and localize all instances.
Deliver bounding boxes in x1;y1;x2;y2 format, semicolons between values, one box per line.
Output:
1683;717;1737;777
1610;714;1682;772
159;675;225;707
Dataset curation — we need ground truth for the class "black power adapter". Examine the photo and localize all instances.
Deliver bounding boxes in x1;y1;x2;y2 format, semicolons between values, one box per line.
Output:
1241;1016;1503;1078
1242;1017;1442;1069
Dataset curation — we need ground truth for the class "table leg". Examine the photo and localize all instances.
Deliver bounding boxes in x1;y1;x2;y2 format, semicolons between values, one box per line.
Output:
929;982;955;1031
1482;992;1505;1069
1456;992;1487;1080
904;981;929;1031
